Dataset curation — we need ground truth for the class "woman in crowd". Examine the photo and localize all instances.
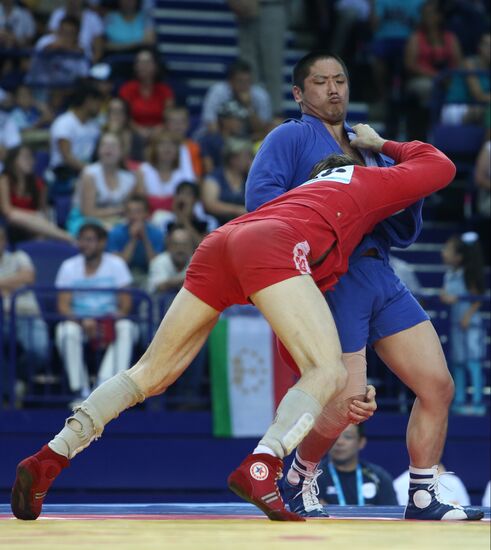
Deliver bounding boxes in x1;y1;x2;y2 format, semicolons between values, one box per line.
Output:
67;133;136;235
201;137;250;225
119;48;175;140
0;145;72;244
135;130;196;213
104;0;155;53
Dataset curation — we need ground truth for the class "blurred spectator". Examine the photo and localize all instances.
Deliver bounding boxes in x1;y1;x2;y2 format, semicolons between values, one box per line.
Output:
164;105;204;180
0;0;36;49
55;222;138;403
474;139;490;263
483;481;491;507
0;225;49;372
201;137;250;225
314;424;398;505
119;48;175;140
440;233;486;415
135;130;196;213
370;0;424;114
0;108;21;172
199;58;272;140
444;0;490;57
443;32;490;126
104;0;155;54
388;254;423;296
48;82;102;195
27;16;90;90
0;145;73;244
66;132;137;235
151;180;213;246
48;0;104;61
107;194;163;288
404;0;462;140
10;84;54;132
227;0;286;115
394;463;471;506
147;225;194;297
197;99;248;174
88;62;116;124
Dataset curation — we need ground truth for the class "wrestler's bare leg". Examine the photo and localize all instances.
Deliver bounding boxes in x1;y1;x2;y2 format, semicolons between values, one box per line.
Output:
373;320;454;469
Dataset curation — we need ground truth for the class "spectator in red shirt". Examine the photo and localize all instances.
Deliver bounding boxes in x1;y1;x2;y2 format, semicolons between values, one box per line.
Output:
119;48;175;141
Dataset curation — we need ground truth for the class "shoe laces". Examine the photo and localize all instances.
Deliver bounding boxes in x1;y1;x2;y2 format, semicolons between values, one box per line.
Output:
427;470;461;507
292;463;323;510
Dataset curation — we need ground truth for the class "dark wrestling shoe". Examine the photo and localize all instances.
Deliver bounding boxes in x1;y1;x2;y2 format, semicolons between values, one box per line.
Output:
228;453;305;521
283;459;329;517
404;466;484;521
11;445;69;520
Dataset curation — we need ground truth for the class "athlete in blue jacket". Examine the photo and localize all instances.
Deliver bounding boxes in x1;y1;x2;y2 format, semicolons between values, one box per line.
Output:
246;52;480;521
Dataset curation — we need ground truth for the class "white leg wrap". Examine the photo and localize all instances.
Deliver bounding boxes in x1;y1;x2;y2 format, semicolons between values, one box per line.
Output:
48;372;145;459
259;388;322;458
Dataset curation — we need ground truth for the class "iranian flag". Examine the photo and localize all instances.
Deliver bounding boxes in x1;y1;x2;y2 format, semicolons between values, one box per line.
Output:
209;314;297;437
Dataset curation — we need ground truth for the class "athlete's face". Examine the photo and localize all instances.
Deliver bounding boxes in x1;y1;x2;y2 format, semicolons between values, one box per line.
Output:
329;424;365;467
292;58;349;124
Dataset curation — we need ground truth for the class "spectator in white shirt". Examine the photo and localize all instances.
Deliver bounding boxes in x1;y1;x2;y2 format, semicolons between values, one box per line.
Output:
55;222;138;404
48;0;105;61
0;109;21;172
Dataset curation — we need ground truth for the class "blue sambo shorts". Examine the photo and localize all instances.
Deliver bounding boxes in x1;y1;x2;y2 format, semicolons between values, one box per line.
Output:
326;255;429;352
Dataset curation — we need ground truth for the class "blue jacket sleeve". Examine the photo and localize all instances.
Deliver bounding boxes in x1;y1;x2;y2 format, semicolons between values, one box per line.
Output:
245;122;301;211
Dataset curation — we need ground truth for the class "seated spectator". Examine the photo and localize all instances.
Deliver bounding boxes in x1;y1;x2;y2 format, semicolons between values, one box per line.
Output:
103;97;145;166
151;180;214;246
370;0;424;114
164;105;204;180
27;16;91;89
10;84;54;132
0;108;21;172
107;194;163;288
394;463;471;506
0;145;73;244
197;99;248;174
474;139;490;263
67;132;137;235
0;0;36;49
119;48;175;140
147;225;194;301
47;0;104;61
88;63;116;125
443;32;490;126
404;0;462;139
104;0;156;54
135;130;196;213
0;225;49;375
55;222;138;404
199;58;272;140
47;82;102;196
313;424;398;506
201;137;250;225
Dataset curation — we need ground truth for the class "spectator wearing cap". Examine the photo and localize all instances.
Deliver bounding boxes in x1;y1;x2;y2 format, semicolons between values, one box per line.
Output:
197;99;248;174
104;0;156;54
201;137;251;225
199;59;272;140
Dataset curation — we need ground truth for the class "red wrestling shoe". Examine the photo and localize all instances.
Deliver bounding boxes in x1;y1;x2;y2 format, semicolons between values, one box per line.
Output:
11;445;69;520
228;453;305;521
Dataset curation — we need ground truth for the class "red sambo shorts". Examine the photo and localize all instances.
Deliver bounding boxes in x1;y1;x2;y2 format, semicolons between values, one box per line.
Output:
184;219;315;311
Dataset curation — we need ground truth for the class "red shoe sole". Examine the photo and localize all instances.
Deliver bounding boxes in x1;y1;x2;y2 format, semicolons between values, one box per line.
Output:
228;474;305;522
11;463;39;521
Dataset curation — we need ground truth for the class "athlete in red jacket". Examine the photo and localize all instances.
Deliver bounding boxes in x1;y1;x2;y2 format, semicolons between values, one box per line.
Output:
11;125;457;523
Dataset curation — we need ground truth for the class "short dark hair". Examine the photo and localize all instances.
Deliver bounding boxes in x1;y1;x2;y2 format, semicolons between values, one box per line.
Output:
59;15;81;33
309;153;362;178
126;193;150;211
78;222;107;240
227;58;252;79
176;180;200;199
292;51;350;91
69;81;102;108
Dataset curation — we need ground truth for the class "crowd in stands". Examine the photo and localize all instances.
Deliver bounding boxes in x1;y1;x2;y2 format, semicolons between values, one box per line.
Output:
0;0;490;412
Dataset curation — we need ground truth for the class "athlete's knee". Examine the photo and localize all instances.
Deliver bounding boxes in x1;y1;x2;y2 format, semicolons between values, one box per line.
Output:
416;367;454;406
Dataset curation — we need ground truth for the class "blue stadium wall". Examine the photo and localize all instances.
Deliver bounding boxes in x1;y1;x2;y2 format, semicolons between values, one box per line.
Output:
1;410;489;505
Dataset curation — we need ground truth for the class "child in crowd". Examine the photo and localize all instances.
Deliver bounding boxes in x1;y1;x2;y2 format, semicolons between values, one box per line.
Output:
440;232;486;415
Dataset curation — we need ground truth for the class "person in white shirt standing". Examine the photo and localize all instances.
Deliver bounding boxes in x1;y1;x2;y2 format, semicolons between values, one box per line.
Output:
55;222;138;405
